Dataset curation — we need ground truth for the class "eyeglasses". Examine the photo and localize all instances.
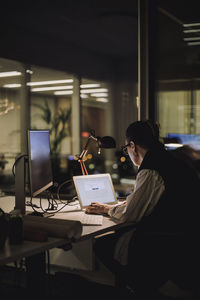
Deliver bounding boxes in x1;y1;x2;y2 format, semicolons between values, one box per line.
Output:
121;143;130;155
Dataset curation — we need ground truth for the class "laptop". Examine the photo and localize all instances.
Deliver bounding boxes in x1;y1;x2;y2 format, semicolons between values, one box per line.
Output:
73;173;118;209
55;173;118;225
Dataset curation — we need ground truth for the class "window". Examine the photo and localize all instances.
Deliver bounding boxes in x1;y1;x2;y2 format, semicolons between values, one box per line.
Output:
29;65;74;186
0;58;24;194
155;1;200;149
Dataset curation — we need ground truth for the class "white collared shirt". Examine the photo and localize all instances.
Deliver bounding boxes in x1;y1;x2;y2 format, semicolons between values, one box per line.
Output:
108;169;165;265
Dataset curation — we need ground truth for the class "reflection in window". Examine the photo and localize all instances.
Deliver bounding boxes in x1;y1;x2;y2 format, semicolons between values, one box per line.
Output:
80;78;111;176
155;1;200;150
80;77;137;194
156;88;191;138
156;80;200;150
0;58;137;198
30;66;73;187
0;58;22;194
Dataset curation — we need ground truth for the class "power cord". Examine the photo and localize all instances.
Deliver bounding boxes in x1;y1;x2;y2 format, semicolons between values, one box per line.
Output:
12;155;77;215
26;188;78;216
12;154;28;177
56;179;73;203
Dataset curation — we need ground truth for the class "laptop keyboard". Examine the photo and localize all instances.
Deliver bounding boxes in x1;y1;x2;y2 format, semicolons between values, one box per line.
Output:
79;213;103;225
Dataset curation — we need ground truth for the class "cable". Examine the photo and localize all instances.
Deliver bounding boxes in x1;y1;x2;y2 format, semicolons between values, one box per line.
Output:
26;197;43;214
26;192;75;216
12;154;28;177
12;156;75;214
56;179;73;202
25;179;77;215
44;190;58;211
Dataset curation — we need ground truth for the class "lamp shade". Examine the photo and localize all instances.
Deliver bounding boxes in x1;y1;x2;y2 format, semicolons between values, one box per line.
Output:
98;136;116;148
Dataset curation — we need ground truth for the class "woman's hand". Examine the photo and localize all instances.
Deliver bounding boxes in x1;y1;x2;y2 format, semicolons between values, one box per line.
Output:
85;202;110;215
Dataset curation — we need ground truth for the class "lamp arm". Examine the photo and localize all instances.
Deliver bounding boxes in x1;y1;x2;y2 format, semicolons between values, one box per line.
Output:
79;135;98;160
78;134;98;175
76;133;115;175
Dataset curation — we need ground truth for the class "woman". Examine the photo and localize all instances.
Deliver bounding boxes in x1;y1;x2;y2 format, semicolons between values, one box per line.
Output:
86;120;200;295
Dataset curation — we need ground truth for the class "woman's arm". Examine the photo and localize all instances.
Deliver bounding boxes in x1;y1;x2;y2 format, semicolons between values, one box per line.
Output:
85;169;164;223
108;169;165;222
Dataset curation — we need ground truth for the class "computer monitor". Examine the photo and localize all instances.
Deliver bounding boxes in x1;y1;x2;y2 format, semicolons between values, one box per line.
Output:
167;133;200;150
28;130;53;197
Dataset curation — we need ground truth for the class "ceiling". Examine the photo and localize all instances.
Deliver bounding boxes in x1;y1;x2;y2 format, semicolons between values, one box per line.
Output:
0;1;138;81
157;0;200;24
0;1;199;81
2;1;138;58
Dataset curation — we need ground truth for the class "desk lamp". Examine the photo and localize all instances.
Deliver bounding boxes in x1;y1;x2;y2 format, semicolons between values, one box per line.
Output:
76;130;116;175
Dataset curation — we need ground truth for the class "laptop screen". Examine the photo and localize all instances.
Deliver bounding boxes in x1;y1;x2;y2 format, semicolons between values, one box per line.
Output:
73;173;117;208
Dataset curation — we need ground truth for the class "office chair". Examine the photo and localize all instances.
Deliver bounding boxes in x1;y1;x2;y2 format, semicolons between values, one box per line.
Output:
116;232;200;299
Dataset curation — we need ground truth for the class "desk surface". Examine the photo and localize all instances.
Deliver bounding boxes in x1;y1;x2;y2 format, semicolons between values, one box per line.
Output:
51;212;121;240
0;196;122;265
0;196;121;238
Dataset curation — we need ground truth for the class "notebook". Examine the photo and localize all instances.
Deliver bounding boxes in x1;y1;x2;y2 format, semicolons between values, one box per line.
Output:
73;173;118;209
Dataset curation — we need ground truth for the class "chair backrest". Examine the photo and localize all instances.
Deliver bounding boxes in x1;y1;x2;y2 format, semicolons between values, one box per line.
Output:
126;233;199;296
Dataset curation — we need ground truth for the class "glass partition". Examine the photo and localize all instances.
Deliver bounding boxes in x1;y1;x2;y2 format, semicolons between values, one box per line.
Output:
0;58;23;194
155;1;200;151
80;78;110;175
80;77;138;197
0;57;138;198
29;65;74;193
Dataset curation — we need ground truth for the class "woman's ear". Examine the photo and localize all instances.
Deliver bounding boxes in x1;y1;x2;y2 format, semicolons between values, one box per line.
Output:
130;141;136;152
130;141;138;155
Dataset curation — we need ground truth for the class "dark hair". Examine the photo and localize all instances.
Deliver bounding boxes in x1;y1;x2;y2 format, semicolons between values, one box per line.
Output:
126;120;162;149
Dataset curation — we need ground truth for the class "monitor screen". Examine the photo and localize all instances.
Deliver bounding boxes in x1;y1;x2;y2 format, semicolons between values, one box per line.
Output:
167;133;200;150
28;130;53;197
